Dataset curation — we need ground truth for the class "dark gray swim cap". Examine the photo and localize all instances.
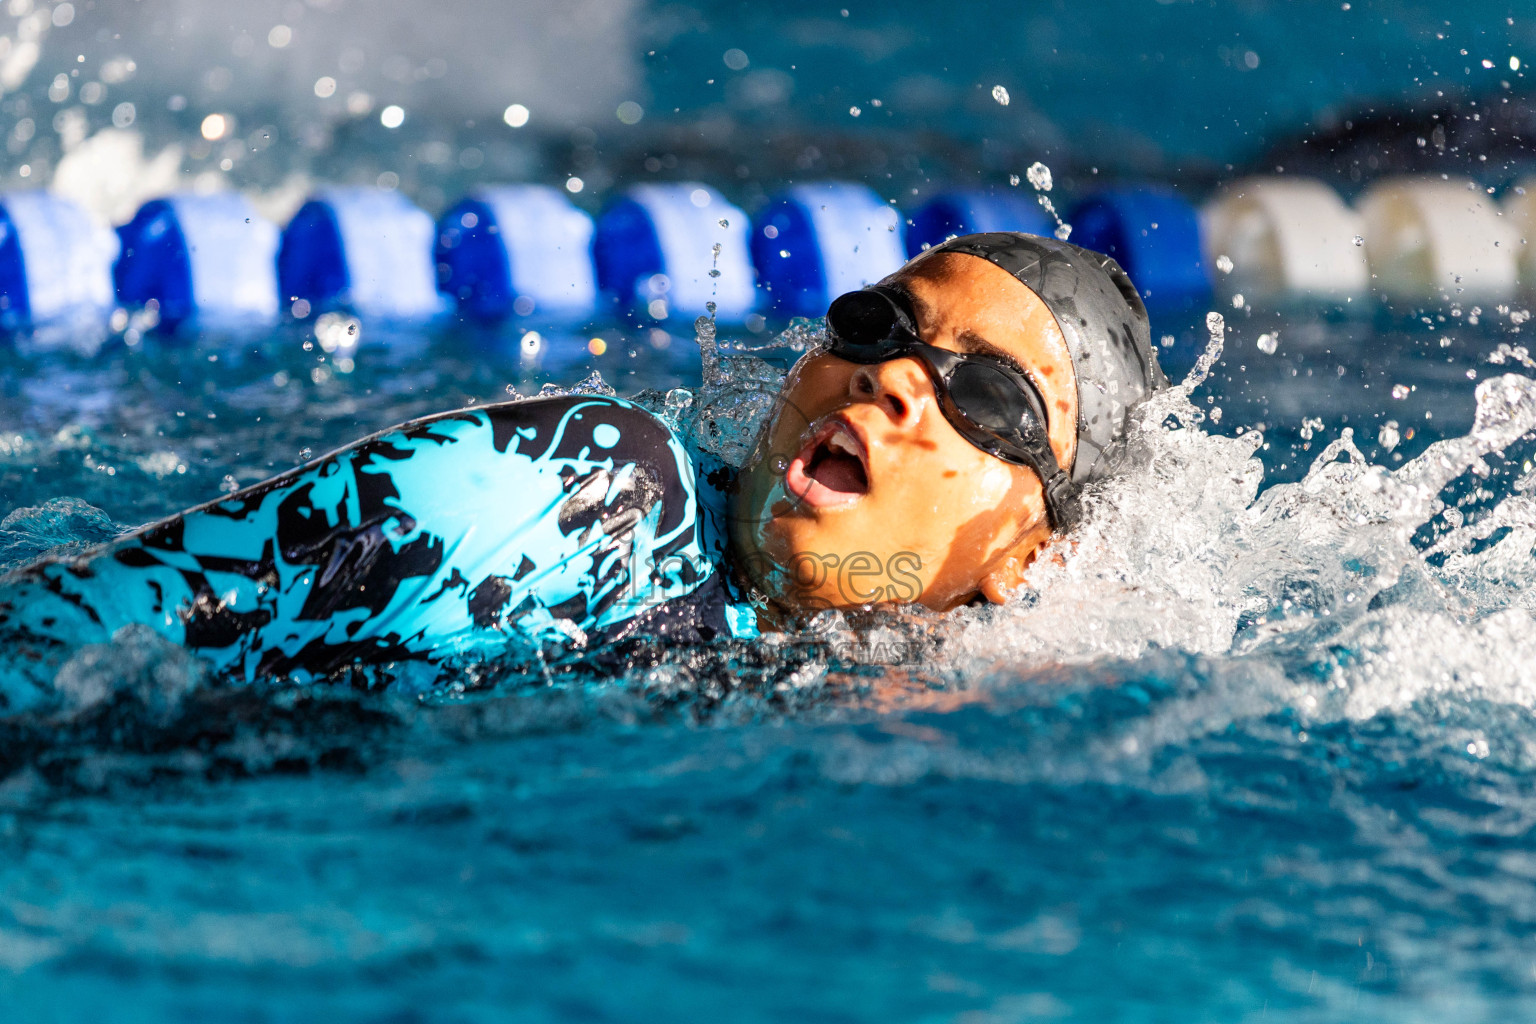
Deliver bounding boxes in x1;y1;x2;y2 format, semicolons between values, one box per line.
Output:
909;231;1168;488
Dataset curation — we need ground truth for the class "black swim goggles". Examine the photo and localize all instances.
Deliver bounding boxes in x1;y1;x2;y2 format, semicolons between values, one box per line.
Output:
824;285;1076;530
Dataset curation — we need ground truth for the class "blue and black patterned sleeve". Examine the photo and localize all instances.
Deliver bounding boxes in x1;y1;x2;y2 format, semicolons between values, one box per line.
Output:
0;395;754;709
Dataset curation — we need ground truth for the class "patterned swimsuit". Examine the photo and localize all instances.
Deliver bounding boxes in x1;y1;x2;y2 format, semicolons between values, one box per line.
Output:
0;395;757;710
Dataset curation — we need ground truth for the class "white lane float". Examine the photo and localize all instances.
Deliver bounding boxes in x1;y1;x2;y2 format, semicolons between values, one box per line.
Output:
1200;176;1370;304
0;191;119;334
1498;178;1536;296
1355;176;1519;305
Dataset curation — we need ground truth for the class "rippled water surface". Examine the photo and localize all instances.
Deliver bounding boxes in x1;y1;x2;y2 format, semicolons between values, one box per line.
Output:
5;309;1536;1022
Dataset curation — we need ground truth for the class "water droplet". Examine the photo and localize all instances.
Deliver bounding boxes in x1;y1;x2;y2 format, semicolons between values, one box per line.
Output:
1215;254;1234;274
1025;161;1053;192
1391;384;1410;400
1256;332;1278;355
991;84;1010;106
298;447;313;461
1378;420;1401;451
662;387;695;428
1353;235;1364;246
718;218;730;228
1009;174;1020;186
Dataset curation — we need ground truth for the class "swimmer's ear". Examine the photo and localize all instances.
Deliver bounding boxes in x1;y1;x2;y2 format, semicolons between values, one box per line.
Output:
976;521;1053;604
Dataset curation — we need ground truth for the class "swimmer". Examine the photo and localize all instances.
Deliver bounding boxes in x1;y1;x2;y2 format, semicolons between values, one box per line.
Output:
0;233;1164;709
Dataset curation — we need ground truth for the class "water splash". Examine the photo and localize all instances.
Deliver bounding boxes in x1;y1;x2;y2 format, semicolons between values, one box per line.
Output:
0;497;120;571
539;369;615;398
925;326;1536;734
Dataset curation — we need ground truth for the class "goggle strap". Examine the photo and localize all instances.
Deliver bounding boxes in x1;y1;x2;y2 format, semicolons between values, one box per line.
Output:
1040;467;1077;532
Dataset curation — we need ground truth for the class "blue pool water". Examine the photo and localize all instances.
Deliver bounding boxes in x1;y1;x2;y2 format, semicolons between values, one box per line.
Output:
5;306;1536;1021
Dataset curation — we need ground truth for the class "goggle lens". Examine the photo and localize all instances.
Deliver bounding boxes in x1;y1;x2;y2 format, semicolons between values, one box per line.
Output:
943;361;1034;434
826;290;903;351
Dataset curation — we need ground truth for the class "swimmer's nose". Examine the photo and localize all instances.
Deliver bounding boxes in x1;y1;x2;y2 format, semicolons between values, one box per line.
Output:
849;358;927;428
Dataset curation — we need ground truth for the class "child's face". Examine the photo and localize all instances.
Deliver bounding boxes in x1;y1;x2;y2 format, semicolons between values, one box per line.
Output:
731;252;1080;614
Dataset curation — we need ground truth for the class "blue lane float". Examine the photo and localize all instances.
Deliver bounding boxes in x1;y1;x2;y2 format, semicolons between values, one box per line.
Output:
0;191;118;332
593;182;755;321
1067;186;1211;310
114;193;280;329
279;187;447;320
752;182;906;318
906;190;1054;257
435;185;597;321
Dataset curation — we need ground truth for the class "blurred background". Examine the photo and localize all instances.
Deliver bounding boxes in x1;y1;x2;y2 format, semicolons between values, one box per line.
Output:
3;0;1532;215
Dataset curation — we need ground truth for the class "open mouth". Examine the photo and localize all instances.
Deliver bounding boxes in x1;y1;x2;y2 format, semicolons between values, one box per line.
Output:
784;418;870;507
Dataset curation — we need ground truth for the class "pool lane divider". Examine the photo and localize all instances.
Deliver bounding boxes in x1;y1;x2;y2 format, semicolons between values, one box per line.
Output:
6;173;1535;342
0;190;118;332
1357;177;1519;305
279;187;447;320
905;190;1054;257
1068;186;1211;310
593;182;755;321
115;192;280;330
436;184;598;321
751;182;906;319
